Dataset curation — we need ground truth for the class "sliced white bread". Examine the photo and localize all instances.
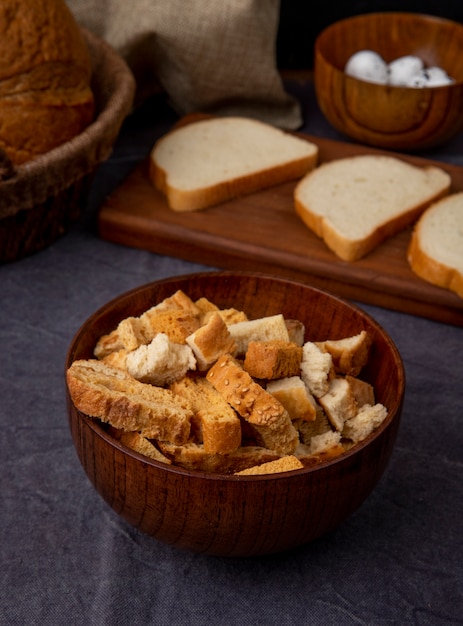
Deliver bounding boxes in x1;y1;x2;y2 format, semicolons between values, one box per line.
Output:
149;116;319;211
294;155;451;261
408;192;463;298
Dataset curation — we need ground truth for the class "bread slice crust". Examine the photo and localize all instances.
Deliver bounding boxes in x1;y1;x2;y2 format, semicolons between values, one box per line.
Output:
294;154;451;261
149;116;318;211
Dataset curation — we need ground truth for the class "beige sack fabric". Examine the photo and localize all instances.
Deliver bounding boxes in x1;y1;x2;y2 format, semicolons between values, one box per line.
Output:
66;0;302;129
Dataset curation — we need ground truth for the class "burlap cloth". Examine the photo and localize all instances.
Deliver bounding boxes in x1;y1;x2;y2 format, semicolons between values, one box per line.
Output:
67;0;302;129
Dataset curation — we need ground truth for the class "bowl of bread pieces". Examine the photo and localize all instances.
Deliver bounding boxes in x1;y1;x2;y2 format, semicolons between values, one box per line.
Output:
66;271;405;556
314;12;463;151
0;0;135;263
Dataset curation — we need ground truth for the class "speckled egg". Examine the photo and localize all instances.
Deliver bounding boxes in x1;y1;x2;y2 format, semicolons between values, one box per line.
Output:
387;55;424;86
345;50;388;84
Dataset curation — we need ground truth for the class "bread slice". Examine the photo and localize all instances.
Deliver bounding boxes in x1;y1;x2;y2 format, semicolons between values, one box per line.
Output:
149;116;318;211
66;359;193;444
408;192;463;298
294;155;451;261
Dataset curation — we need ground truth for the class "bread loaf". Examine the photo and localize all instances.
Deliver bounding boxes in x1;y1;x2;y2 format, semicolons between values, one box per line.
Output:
0;0;95;164
407;192;463;299
294;155;451;261
149;116;318;211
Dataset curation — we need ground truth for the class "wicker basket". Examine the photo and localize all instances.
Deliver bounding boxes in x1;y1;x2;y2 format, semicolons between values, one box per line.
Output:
0;28;136;263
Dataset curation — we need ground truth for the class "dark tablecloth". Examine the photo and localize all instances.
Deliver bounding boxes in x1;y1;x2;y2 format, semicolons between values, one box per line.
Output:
2;81;462;625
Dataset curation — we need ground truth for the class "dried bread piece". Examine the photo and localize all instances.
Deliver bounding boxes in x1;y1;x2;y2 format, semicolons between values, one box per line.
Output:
170;376;241;454
285;319;306;346
294;155;451;261
124;333;196;386
206;354;299;455
235;455;303;475
342;403;388;443
316;330;372;376
228;314;290;356
186;312;237;371
294;410;332;445
300;341;333;398
407;192;463;299
345;375;375;407
0;0;95;164
115;431;172;465
194;297;248;326
150;116;318;211
244;339;302;380
66;359;193;444
157;441;281;474
318;377;359;431
266;376;317;422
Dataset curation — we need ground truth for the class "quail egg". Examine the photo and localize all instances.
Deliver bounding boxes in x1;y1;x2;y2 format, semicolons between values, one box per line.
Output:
344;50;388;84
387;55;424;86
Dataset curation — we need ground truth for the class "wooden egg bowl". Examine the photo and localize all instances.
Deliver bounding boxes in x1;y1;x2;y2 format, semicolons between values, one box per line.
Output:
314;12;463;151
66;271;405;557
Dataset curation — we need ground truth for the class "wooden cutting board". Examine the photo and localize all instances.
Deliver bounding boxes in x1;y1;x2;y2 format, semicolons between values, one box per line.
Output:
98;120;463;327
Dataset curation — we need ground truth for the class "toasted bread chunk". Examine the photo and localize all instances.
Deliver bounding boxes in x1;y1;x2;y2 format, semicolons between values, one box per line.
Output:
66;359;193;444
345;375;375;407
148;289;201;315
318;377;358;431
206;354;299;455
300;341;333;398
342;403;388;443
194;298;248;326
316;330;372;376
124;333;196;386
170;376;241;454
157;441;281;474
266;376;317;421
285;319;306;346
141;309;200;344
186;312;237;370
116;431;172;464
235;455;303;475
228;314;290;355
244;339;303;380
294;408;332;445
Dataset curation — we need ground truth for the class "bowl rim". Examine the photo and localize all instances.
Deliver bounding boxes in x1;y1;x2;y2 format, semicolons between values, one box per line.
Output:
66;269;406;482
314;10;463;89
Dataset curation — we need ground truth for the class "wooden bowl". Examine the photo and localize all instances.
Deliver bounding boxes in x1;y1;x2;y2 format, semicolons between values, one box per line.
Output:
314;12;463;151
65;271;405;556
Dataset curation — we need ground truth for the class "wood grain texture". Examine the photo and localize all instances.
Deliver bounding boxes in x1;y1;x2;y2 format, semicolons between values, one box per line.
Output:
66;272;405;556
98;125;463;327
314;12;463;151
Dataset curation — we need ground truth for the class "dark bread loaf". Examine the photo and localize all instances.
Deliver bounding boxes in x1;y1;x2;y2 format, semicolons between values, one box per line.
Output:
0;0;95;165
